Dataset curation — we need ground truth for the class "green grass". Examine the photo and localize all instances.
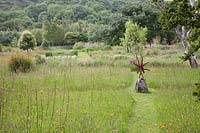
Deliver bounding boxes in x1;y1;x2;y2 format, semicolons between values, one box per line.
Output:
0;45;200;132
146;67;200;132
0;63;135;132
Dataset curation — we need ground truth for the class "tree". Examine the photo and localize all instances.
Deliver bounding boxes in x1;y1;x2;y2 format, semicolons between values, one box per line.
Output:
121;21;147;54
18;30;36;51
43;21;65;46
121;4;165;45
0;31;20;46
31;29;43;46
64;32;88;45
25;2;47;22
152;0;200;68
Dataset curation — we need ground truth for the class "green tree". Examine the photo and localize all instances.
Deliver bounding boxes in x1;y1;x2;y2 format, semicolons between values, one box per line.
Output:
25;2;47;22
121;4;165;45
18;30;36;51
64;32;88;45
43;21;65;46
120;21;147;54
0;10;32;31
152;0;199;68
32;29;43;46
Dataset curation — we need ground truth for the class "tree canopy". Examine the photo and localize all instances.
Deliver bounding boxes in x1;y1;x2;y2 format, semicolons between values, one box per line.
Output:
0;0;175;46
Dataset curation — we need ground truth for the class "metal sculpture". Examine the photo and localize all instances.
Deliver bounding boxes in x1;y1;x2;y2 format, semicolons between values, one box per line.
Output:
130;55;150;78
130;55;150;93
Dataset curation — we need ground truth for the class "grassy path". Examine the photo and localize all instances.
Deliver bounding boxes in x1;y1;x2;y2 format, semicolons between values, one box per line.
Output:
127;89;159;133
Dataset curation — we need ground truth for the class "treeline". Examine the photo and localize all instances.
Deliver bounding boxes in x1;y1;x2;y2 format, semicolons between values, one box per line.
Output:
0;0;176;47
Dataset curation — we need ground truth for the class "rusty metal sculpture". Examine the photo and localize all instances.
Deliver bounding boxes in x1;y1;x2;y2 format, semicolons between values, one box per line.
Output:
130;55;150;78
130;55;150;93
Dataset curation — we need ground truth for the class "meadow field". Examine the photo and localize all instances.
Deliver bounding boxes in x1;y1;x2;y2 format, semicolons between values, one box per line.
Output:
0;44;200;132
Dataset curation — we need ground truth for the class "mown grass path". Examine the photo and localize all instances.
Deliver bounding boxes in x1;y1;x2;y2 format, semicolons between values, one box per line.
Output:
127;88;159;133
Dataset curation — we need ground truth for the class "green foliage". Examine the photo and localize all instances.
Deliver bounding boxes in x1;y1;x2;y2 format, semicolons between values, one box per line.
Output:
35;55;46;65
0;0;157;46
64;32;88;46
18;30;36;51
69;50;78;56
73;42;85;50
121;4;165;44
0;31;20;46
182;37;200;61
31;29;43;46
0;10;32;31
121;21;147;54
43;21;65;46
160;0;193;30
45;52;53;57
25;2;47;22
42;39;49;49
9;54;33;73
193;81;200;101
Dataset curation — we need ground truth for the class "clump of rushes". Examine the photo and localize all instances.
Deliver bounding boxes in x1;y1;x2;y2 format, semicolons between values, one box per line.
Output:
9;53;33;73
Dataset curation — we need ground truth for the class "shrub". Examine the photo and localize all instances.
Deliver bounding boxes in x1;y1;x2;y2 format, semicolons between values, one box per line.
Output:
9;54;33;73
73;42;85;50
35;55;46;64
64;32;88;45
0;31;20;46
69;50;78;56
18;30;36;51
45;52;53;57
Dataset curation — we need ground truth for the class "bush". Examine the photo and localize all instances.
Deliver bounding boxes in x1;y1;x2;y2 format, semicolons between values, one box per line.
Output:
18;30;36;51
64;32;88;45
69;50;78;56
0;31;20;46
73;42;85;50
35;55;46;64
45;52;53;57
9;54;33;73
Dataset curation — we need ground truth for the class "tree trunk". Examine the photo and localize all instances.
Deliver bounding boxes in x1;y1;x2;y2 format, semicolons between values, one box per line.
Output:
189;56;198;68
135;78;149;93
178;26;198;68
